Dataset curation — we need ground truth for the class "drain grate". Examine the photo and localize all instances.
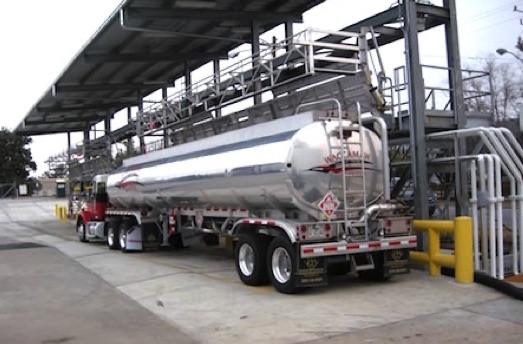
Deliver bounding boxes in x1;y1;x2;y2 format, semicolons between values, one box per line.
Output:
0;242;47;251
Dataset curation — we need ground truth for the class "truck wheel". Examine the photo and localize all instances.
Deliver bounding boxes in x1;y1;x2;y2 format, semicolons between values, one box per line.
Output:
267;236;301;294
234;234;269;286
107;222;120;250
119;223;129;253
77;220;88;243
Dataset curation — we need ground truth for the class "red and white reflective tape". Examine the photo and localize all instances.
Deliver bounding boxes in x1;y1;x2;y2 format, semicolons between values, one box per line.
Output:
241;219;276;226
301;236;417;258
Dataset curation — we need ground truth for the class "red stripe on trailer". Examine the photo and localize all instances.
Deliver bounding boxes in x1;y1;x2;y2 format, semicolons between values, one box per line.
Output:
324;246;338;253
369;242;381;248
389;241;401;247
409;239;417;245
266;221;276;226
303;248;314;254
346;243;360;250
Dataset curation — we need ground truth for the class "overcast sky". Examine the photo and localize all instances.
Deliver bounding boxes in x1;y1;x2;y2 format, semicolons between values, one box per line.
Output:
0;0;521;175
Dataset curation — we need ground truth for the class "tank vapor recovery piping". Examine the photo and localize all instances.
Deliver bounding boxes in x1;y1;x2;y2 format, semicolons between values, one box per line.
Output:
357;203;401;224
428;127;523;276
361;115;390;201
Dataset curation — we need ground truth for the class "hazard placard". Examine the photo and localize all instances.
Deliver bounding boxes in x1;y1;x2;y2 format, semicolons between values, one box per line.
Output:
318;191;340;219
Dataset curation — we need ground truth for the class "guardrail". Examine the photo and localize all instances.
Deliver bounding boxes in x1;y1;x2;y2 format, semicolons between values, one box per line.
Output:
410;216;473;283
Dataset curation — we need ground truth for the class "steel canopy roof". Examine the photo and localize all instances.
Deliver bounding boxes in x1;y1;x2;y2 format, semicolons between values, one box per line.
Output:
16;0;325;136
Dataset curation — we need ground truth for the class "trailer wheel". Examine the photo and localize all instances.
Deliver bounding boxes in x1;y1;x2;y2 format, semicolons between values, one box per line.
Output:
234;234;269;286
119;222;129;253
107;222;120;250
77;220;88;243
267;236;301;294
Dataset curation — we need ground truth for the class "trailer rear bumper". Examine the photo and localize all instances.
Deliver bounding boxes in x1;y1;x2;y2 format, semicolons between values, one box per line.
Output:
300;235;417;258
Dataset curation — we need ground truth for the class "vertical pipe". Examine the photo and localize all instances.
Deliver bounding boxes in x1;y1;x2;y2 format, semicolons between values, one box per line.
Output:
470;159;480;269
487;156;496;278
492;155;504;278
478;156;488;273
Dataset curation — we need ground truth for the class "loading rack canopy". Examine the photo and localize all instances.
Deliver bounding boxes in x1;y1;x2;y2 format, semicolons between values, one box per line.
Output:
15;0;325;136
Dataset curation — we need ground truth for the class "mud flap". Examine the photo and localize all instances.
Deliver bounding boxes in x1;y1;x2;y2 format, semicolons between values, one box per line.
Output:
142;223;161;250
384;249;410;275
295;256;328;288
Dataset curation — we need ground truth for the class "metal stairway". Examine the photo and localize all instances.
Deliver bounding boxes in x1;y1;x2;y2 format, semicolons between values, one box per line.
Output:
137;27;377;144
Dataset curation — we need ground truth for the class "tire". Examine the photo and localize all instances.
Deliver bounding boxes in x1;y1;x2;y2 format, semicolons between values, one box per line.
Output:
267;236;302;294
358;252;391;282
234;234;269;286
77;220;88;243
119;222;129;253
107;222;120;250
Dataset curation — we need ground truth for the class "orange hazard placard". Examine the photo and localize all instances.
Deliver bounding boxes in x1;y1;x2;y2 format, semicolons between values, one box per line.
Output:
318;191;340;219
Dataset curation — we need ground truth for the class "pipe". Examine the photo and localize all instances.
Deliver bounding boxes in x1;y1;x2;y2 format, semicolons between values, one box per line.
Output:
357;203;401;224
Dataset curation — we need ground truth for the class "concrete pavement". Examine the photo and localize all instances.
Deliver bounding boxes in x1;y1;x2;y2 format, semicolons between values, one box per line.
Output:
1;197;522;343
0;242;196;344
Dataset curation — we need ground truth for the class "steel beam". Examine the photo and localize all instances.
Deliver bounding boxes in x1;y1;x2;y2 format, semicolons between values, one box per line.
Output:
25;114;103;125
84;51;225;63
444;0;467;215
53;82;167;93
125;7;303;23
403;0;430;222
37;102;132;114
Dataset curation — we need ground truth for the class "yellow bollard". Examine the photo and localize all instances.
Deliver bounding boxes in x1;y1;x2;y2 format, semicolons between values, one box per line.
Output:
454;216;473;283
55;204;59;218
61;206;67;223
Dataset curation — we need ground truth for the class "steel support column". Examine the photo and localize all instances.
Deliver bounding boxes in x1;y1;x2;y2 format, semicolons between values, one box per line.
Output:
83;126;90;160
251;20;262;105
213;58;222;118
403;0;429;225
104;115;112;161
162;86;169;149
137;90;145;154
127;107;133;154
444;0;468;215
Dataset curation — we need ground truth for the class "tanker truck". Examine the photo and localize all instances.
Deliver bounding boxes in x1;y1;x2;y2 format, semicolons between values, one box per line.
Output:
76;110;416;293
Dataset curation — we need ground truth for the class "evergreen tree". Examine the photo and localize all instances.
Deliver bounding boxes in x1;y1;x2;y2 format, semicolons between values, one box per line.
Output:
0;127;37;183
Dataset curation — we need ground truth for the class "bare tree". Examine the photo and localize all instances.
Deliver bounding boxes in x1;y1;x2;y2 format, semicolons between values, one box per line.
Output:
464;56;522;123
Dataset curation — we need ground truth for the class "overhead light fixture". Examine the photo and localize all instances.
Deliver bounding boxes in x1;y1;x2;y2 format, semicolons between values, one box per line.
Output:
176;0;216;9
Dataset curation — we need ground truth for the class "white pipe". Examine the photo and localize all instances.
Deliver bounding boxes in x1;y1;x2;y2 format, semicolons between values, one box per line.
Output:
470;159;480;270
492;129;523;275
478;156;490;274
428;128;523;277
493;155;504;278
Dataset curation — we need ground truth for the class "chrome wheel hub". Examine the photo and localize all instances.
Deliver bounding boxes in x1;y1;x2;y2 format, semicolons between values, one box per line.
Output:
238;243;255;276
272;247;291;284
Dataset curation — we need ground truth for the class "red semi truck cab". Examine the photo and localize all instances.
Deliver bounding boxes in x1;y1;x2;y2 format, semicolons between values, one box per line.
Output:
76;175;110;242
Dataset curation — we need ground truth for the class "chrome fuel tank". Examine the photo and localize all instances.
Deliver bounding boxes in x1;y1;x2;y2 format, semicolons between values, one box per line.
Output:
106;112;384;220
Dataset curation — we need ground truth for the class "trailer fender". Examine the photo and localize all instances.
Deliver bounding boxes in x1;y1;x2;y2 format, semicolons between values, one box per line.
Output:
231;218;298;243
